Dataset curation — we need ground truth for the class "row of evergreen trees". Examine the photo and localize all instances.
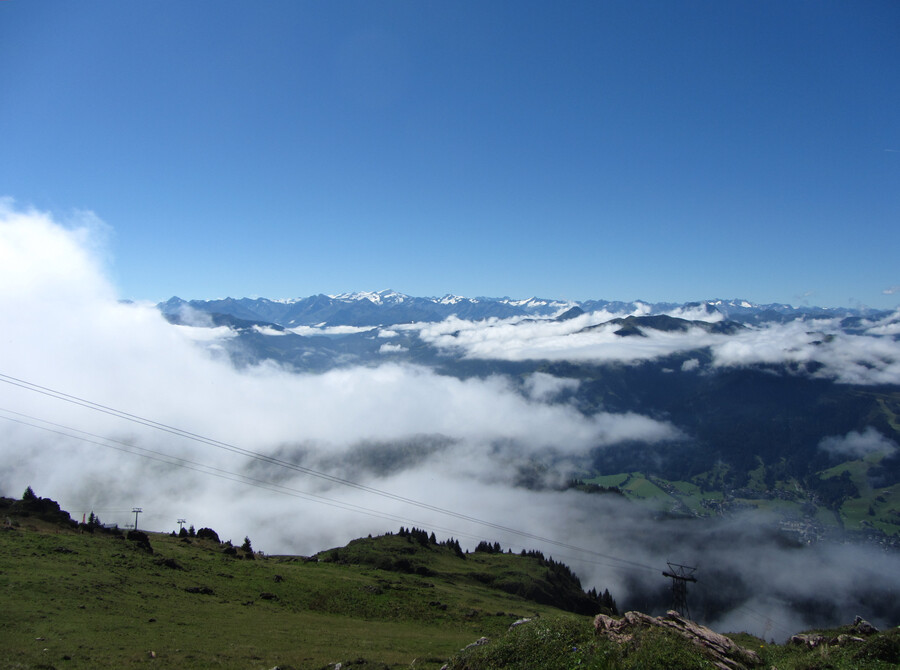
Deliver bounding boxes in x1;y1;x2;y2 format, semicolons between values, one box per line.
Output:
395;526;617;614
396;526;465;558
473;539;618;614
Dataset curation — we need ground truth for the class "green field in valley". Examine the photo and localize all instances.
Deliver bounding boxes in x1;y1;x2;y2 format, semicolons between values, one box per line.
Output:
585;463;900;538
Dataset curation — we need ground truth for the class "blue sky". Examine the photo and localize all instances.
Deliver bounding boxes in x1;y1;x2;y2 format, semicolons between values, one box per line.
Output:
1;1;898;308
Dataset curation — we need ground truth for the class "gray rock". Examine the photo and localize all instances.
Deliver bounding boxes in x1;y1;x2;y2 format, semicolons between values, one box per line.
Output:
462;636;490;651
852;615;879;635
595;610;761;670
790;633;826;648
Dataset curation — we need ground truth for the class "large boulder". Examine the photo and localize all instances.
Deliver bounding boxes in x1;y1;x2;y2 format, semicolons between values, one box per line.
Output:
594;610;761;670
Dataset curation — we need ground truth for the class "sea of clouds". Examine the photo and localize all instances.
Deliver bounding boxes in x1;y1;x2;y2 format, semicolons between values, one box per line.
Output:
398;304;900;386
2;200;899;638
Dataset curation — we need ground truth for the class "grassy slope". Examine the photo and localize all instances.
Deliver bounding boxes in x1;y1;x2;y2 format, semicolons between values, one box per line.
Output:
3;503;900;670
0;515;588;670
317;533;602;615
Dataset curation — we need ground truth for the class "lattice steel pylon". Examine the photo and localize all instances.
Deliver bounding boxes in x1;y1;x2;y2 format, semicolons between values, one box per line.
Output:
662;562;697;619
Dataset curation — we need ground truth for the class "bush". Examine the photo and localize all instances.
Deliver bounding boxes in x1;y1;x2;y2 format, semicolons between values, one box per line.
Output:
857;630;900;663
126;530;153;554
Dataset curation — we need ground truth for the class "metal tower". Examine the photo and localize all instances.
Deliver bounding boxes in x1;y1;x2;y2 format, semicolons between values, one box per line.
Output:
662;562;697;619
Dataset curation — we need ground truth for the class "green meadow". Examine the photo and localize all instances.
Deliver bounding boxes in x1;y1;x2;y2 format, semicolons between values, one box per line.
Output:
3;493;899;670
0;501;592;670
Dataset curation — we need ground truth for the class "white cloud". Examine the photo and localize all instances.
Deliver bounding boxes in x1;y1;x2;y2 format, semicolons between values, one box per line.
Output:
710;321;900;385
663;305;724;322
378;342;407;354
252;325;287;336
0;202;677;554
522;372;580;401
818;427;898;458
172;324;239;342
415;313;719;363
863;310;900;336
681;358;700;372
289;324;375;336
410;309;900;385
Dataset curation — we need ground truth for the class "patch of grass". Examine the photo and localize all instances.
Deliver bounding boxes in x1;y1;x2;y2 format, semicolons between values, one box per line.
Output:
446;617;731;670
587;473;630;488
814;506;842;527
746;456;767;492
759;626;900;670
0;521;580;669
665;481;707;514
819;460;871;491
669;480;702;497
445;615;619;670
840;482;900;534
621;475;669;502
623;627;716;669
447;617;900;670
745;498;805;516
873;394;900;434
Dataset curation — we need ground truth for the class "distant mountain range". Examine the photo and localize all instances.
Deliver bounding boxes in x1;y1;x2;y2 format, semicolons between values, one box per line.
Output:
154;291;900;545
158;290;884;328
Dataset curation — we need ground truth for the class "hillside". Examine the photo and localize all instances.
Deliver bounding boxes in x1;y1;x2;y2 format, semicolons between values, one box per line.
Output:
3;491;899;670
0;493;611;670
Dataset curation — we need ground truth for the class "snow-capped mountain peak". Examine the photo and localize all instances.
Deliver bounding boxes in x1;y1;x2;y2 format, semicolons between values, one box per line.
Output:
158;293;885;331
436;294;472;305
328;290;409;304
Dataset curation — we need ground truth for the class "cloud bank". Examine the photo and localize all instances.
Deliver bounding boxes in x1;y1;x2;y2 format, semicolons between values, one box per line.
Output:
2;200;898;638
0;200;675;542
410;309;900;385
819;427;898;459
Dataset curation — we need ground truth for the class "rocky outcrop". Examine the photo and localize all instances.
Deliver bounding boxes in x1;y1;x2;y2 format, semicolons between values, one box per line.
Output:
851;615;879;636
790;616;878;649
2;493;76;527
462;637;490;651
594;610;761;670
790;633;827;648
